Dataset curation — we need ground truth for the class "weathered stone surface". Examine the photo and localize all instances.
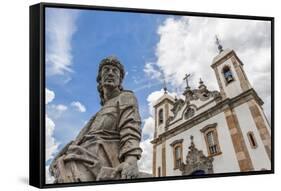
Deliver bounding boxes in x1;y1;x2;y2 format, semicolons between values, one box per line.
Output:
180;136;214;175
49;56;151;183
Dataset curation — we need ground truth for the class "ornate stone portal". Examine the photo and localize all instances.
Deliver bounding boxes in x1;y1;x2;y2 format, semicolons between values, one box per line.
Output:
49;56;151;183
180;136;214;175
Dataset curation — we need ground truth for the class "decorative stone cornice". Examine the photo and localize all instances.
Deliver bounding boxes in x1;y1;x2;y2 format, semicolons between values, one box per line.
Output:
170;139;184;147
153;95;174;108
200;123;217;133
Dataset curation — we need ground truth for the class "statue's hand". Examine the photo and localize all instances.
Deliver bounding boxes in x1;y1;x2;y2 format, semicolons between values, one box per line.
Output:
113;156;139;179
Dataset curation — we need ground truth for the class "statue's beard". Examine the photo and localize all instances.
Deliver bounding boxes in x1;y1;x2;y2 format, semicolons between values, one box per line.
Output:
102;81;119;90
102;77;121;89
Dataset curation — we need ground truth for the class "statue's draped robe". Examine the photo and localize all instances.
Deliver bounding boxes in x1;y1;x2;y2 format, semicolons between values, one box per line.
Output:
50;91;142;183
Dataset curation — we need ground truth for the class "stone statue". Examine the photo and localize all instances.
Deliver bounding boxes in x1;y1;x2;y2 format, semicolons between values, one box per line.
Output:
49;56;145;183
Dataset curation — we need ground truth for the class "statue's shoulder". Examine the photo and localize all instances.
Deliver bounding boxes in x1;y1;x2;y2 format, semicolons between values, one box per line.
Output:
120;89;134;95
118;90;138;106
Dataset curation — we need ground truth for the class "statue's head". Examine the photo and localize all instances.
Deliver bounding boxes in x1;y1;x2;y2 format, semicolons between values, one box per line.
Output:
97;56;125;105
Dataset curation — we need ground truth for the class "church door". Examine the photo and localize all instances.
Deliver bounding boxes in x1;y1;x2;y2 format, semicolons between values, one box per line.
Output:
191;170;205;175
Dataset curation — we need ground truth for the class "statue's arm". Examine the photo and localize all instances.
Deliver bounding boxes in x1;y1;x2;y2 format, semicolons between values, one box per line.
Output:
114;92;142;178
118;92;142;161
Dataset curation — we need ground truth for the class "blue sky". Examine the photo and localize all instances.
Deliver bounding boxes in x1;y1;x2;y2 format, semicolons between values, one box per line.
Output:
45;8;169;167
45;7;271;183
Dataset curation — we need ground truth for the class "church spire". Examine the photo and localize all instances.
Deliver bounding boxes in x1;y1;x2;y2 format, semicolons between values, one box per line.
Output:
163;79;167;94
199;78;204;85
215;35;224;53
174;87;178;101
198;78;206;89
189;135;195;150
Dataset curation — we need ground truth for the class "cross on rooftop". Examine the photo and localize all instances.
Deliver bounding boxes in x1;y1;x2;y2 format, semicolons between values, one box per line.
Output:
183;73;191;89
215;35;224;53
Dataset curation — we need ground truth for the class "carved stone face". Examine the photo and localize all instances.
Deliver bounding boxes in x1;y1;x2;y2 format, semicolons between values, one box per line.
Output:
101;64;121;89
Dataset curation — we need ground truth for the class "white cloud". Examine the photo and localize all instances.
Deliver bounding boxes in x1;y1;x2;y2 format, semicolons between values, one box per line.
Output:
142;117;155;139
46;88;55;104
45;88;59;165
56;104;68;111
146;89;177;116
49;104;67;113
138;116;155;173
48;104;68;119
46;8;79;76
138;138;153;174
145;16;271;123
46;115;59;162
144;62;162;80
46;165;55;184
146;89;165;116
71;101;86;112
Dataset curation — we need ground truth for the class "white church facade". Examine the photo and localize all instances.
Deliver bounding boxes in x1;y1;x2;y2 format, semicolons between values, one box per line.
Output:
151;45;271;177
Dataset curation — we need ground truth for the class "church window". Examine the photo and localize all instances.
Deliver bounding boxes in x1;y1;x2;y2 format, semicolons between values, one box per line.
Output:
200;123;221;156
247;131;258;149
158;109;164;125
222;66;234;84
170;139;183;170
206;131;218;155
174;145;182;169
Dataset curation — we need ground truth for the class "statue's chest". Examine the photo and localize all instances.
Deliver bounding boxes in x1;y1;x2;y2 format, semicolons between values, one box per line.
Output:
90;105;119;131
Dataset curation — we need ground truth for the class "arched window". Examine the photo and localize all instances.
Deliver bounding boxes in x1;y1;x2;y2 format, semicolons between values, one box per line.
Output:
200;123;221;156
174;145;182;169
170;139;183;169
247;131;258;149
206;131;218;155
158;109;163;125
222;66;234;84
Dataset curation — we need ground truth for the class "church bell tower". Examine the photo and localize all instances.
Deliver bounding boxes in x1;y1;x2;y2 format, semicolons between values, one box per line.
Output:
211;36;252;99
211;36;271;163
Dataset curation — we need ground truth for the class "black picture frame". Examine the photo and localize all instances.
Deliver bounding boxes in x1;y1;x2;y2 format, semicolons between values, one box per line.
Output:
30;2;274;189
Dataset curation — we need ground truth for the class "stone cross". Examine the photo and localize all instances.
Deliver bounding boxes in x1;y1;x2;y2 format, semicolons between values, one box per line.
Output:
189;135;195;149
183;73;191;89
215;35;223;53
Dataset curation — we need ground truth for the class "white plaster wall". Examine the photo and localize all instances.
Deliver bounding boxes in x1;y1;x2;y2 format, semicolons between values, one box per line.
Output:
190;98;215;108
164;112;240;176
256;101;271;134
211;113;241;173
218;58;243;98
193;100;216;115
155;144;163;176
234;103;271;170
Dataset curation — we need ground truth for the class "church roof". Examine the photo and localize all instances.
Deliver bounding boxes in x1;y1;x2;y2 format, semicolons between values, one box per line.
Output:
212;48;233;65
153;92;175;107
